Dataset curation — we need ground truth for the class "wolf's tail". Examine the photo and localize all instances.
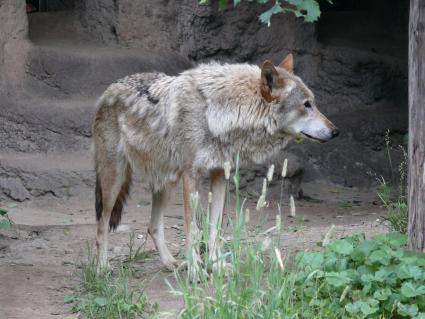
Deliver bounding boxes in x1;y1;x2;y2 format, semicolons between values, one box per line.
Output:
109;167;132;230
95;165;132;231
95;174;103;222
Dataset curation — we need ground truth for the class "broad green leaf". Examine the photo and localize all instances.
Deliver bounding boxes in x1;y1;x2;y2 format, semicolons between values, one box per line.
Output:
259;2;283;25
285;0;321;22
401;282;425;298
398;303;419;317
296;252;323;270
360;273;374;283
397;264;422;280
368;249;391;265
327;239;354;256
325;272;351;287
374;268;393;282
384;293;402;312
373;288;392;301
357;265;374;277
345;301;361;314
373;232;407;247
362;282;372;295
359;299;379;316
351;240;378;262
386;232;408;246
414;313;425;319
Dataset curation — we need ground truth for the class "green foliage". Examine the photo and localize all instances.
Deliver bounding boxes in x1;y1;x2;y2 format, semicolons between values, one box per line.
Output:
171;156;425;318
378;177;408;234
260;0;322;24
66;245;156;319
294;232;425;318
378;130;409;234
124;232;149;265
199;0;330;24
0;207;14;230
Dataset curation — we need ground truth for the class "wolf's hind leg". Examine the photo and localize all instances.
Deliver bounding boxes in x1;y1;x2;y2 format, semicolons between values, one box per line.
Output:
148;187;178;271
95;157;132;270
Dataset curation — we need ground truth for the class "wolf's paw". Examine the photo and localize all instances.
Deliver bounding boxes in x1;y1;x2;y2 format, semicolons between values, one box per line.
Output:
162;256;179;272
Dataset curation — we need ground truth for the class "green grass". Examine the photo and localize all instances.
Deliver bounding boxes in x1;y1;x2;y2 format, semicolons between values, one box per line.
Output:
66;244;157;319
378;131;408;234
378;177;408;234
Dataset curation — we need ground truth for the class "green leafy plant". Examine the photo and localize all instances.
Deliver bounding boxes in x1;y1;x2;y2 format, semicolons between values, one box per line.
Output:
170;155;425;318
124;232;149;265
378;130;409;234
66;244;157;319
378;177;408;234
295;232;425;318
0;207;14;230
199;0;331;24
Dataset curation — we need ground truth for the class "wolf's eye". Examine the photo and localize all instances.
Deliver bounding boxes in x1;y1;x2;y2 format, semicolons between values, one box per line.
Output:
304;101;312;108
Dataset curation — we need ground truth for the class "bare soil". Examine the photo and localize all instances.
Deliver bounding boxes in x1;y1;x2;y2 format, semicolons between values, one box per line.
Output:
0;179;388;319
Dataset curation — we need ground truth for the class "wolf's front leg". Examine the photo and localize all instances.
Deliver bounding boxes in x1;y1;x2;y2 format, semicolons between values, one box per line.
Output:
208;169;226;272
148;187;178;271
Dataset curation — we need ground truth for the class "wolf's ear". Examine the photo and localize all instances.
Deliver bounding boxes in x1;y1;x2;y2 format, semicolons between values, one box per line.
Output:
278;54;294;73
261;60;283;103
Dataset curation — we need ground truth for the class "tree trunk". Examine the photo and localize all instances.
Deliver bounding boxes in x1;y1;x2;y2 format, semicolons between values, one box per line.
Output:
408;0;425;251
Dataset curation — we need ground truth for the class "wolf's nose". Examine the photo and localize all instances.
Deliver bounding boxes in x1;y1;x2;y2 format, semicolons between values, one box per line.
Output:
331;129;340;138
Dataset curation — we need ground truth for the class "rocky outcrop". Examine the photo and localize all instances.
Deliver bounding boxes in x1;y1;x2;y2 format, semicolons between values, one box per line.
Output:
0;0;409;201
0;0;30;93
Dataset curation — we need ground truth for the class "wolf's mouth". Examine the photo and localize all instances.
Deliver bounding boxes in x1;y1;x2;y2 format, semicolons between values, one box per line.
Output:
301;132;327;143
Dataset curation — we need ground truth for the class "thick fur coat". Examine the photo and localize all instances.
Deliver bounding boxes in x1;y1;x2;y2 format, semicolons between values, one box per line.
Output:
93;55;338;270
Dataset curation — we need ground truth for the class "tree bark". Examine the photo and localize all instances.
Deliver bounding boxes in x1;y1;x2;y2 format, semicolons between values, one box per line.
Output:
408;0;425;251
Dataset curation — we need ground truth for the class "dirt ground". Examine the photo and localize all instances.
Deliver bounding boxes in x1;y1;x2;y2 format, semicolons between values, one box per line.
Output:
0;179;388;319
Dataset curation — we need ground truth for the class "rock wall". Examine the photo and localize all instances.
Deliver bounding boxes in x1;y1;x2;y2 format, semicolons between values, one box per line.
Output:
77;0;315;60
76;0;408;187
0;0;409;190
0;0;30;93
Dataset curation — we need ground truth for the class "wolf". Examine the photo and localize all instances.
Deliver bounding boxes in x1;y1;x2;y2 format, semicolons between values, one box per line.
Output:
93;54;339;270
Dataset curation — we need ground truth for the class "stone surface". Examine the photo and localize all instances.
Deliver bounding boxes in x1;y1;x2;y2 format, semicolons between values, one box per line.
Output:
0;0;409;200
0;177;31;201
74;0;409;188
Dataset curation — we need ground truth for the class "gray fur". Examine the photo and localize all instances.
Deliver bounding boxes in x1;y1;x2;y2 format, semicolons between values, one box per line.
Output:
93;57;338;270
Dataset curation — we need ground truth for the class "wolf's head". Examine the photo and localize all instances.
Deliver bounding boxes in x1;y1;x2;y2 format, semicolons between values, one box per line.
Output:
260;54;339;143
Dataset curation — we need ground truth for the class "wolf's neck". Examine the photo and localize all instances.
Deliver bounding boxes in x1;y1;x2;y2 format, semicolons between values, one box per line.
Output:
202;66;278;138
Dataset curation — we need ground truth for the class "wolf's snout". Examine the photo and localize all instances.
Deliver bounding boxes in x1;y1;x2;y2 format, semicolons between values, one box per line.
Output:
331;128;340;138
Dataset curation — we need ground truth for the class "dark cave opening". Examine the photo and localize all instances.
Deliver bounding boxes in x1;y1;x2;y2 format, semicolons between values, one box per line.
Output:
318;0;408;57
26;0;77;13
